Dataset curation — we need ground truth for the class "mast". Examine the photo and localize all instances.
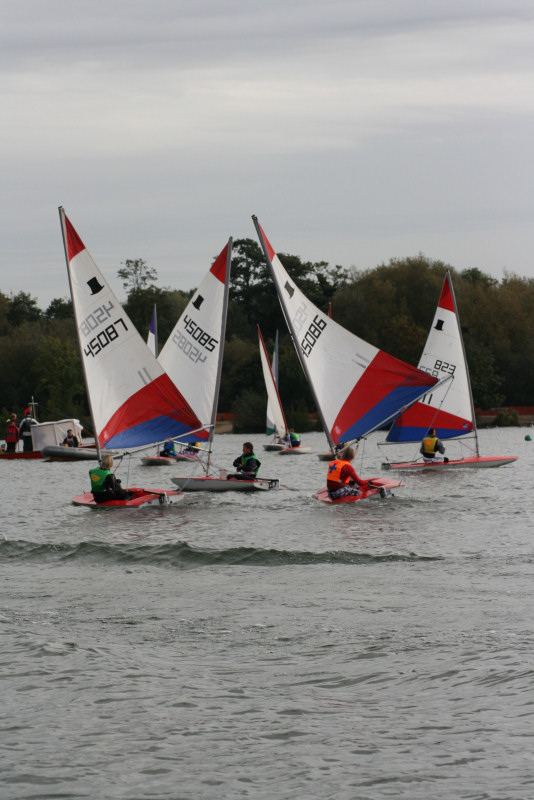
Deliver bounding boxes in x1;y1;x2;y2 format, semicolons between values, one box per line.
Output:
252;215;336;452
206;238;232;472
58;206;102;462
447;271;480;457
152;304;158;357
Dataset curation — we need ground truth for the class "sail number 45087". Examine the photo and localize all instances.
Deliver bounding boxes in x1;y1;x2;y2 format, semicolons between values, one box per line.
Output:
83;318;128;358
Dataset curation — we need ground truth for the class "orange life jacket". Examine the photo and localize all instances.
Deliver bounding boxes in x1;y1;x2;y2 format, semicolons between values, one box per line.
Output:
327;458;351;486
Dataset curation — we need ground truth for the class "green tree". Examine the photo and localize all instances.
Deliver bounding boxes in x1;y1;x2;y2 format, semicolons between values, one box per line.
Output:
117;258;158;293
34;336;86;419
8;291;42;326
124;286;192;347
44;297;73;320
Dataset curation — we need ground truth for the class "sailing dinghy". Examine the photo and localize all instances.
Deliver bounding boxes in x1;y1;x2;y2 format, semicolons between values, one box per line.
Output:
59;207;199;507
258;326;311;454
381;271;518;471
263;329;285;451
154;242;278;491
252;216;440;503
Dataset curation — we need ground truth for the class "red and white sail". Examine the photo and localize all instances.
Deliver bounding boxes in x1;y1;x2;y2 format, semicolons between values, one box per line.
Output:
253;216;439;450
387;271;475;443
59;208;204;451
258;326;287;441
158;240;232;445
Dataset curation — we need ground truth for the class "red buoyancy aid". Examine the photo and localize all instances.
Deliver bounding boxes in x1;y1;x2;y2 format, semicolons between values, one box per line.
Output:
5;421;19;443
327;458;352;487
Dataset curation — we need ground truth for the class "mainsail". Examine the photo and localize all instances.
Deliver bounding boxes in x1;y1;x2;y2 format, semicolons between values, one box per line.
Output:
259;326;287;441
386;271;476;445
157;240;232;453
59;208;204;451
252;216;439;450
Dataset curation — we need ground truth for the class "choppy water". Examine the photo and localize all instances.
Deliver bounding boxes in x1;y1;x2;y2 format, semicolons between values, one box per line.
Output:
1;429;532;800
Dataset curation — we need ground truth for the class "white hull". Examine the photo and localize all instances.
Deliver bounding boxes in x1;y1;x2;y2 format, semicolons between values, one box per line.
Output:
171;476;279;492
263;443;285;451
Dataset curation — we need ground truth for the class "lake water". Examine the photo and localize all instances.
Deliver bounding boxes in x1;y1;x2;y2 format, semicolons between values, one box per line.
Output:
1;428;532;800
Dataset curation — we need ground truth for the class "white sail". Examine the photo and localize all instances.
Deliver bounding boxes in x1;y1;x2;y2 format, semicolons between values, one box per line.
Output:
253;216;439;449
259;326;287;440
59;208;203;451
158;240;232;445
387;271;475;445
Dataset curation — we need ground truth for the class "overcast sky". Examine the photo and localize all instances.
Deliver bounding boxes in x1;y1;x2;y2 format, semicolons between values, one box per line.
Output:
2;0;533;308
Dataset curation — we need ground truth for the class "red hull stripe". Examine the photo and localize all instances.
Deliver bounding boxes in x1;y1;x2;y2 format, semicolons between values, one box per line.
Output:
65;214;86;261
210;243;229;283
438;274;455;313
100;373;203;445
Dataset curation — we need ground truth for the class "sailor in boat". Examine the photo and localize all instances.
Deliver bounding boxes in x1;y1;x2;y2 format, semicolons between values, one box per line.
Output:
288;429;301;448
89;454;132;503
182;442;200;455
62;428;79;447
4;413;20;453
420;428;449;463
327;446;374;500
160;439;177;458
227;442;261;481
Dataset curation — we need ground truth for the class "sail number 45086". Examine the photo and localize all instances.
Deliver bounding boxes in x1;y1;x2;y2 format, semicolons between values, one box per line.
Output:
301;315;327;357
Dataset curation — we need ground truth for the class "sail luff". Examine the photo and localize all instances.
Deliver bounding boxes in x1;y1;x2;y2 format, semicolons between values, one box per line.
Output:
446;271;480;457
206;238;232;472
58;206;102;462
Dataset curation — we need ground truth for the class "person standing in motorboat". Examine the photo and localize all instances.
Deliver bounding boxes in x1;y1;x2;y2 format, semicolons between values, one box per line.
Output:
4;413;19;453
89;454;131;503
327;446;373;500
227;442;261;481
420;428;449;463
19;411;37;452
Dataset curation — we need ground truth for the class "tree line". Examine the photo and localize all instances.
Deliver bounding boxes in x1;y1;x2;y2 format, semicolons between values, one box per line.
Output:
1;242;533;434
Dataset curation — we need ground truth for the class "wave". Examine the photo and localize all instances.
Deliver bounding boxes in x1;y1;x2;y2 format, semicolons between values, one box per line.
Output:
0;539;442;569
